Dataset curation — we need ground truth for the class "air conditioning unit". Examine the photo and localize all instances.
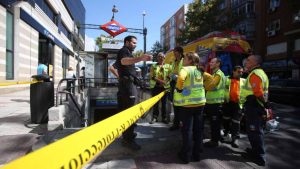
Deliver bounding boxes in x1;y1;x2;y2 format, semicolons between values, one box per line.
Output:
267;30;276;37
268;7;276;13
294;15;300;23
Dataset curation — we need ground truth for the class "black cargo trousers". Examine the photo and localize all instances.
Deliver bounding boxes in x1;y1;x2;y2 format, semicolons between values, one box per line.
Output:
118;77;137;142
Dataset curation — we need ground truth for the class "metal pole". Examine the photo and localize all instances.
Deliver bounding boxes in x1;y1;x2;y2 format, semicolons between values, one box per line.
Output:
142;11;146;79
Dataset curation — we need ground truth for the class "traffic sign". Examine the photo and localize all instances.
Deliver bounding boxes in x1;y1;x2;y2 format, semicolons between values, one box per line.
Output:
100;20;127;37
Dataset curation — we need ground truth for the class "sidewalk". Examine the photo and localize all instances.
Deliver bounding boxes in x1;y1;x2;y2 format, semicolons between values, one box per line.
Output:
0;89;299;169
0;89;47;165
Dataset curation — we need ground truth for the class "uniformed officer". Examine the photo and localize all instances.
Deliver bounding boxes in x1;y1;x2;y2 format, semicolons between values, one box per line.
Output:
242;54;269;166
222;65;245;148
204;57;226;147
174;52;206;164
149;52;171;124
169;46;184;131
115;35;152;150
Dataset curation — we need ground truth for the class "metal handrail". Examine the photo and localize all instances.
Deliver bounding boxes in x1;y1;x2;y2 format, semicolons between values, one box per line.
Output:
55;77;84;107
58;90;83;118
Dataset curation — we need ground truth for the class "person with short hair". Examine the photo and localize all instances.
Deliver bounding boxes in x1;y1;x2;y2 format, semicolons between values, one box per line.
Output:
204;57;226;148
222;65;245;148
169;46;184;131
242;54;269;166
114;35;152;151
149;52;171;124
66;67;76;93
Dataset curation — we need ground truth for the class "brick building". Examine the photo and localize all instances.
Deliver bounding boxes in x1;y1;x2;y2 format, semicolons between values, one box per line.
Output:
160;4;188;51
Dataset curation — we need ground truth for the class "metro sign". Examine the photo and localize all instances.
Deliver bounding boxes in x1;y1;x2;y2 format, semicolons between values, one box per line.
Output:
100;20;127;37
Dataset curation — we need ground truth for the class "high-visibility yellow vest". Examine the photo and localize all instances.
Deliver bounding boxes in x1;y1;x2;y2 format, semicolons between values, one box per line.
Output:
171;58;183;75
224;77;246;108
243;68;269;106
174;66;206;106
149;63;171;89
206;69;225;104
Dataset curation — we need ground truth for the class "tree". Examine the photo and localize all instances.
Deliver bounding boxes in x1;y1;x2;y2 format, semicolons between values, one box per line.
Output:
177;0;242;45
133;50;144;58
95;34;122;52
151;41;164;61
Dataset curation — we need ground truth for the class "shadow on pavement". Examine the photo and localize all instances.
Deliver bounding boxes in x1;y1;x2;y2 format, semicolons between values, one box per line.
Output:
10;99;30;104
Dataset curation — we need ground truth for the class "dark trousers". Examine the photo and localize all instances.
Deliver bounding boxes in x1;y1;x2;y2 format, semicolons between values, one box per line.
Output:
180;106;204;160
205;103;223;142
118;78;137;142
67;80;75;94
223;101;243;139
244;98;266;162
170;80;180;126
151;85;167;120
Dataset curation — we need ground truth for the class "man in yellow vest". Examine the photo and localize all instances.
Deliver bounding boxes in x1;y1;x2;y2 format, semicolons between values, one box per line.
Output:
149;52;171;124
169;46;184;131
174;52;206;163
242;55;269;166
222;65;245;148
204;57;226;147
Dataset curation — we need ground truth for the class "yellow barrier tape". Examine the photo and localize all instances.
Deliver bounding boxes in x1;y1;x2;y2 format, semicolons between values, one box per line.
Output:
1;91;165;169
0;81;38;86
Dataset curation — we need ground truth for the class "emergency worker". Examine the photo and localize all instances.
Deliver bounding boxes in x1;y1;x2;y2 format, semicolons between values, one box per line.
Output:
242;55;269;166
169;46;184;131
204;57;226;147
222;66;245;148
115;35;152;150
149;52;171;124
174;52;205;164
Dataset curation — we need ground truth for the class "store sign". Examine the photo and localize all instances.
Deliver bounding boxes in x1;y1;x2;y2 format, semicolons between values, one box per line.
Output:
100;20;127;37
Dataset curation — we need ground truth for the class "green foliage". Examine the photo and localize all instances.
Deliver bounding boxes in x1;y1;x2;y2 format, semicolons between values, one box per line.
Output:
177;0;242;45
95;34;121;52
133;50;144;58
151;41;164;61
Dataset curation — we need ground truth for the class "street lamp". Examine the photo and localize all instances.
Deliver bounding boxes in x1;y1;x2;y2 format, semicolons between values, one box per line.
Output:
142;10;147;79
111;5;118;21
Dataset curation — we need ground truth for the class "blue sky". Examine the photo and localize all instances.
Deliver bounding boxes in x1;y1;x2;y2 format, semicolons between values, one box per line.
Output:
82;0;193;51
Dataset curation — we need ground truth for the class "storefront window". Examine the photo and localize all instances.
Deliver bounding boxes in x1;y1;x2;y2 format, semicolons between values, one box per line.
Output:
62;51;69;78
6;11;14;80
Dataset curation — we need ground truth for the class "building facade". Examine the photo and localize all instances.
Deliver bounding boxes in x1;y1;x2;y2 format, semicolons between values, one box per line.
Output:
256;0;300;80
160;4;188;51
0;0;85;85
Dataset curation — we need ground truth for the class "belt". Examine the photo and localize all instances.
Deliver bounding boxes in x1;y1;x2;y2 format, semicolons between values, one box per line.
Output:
120;76;134;81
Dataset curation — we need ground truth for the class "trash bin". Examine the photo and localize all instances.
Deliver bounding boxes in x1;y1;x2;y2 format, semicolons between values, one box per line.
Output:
30;75;54;124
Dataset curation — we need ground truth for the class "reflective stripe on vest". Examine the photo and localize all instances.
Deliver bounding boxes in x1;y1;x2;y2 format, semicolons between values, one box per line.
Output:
206;69;225;104
243;68;269;106
174;66;206;106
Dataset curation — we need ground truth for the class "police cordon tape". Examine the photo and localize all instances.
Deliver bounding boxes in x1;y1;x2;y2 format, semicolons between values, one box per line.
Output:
1;91;166;169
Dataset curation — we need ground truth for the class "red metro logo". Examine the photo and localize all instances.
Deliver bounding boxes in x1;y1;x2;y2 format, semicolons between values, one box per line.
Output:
100;20;127;37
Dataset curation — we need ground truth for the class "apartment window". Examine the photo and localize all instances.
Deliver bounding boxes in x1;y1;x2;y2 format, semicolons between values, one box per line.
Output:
219;0;226;10
6;11;14;79
247;2;254;13
270;0;280;9
60;22;71;40
35;0;58;25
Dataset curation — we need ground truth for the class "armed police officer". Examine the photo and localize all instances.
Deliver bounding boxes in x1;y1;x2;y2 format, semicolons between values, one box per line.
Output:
115;35;152;150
